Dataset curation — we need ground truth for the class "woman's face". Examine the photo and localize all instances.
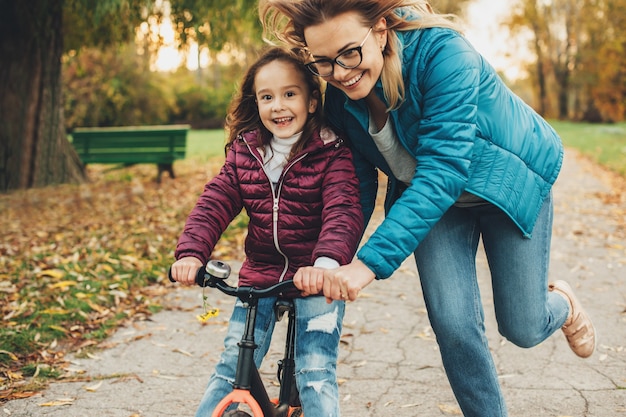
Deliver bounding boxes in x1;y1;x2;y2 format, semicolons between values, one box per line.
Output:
304;11;387;101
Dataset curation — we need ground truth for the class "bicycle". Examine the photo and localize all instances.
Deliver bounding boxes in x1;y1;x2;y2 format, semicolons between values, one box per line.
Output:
170;260;303;417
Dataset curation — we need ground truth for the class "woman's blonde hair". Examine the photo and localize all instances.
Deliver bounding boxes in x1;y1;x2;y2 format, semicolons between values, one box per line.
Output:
259;0;461;110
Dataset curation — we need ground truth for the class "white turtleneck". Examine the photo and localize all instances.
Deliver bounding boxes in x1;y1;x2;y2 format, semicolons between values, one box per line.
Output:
263;132;301;184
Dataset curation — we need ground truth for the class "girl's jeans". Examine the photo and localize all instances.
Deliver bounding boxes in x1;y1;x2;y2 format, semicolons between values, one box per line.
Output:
414;193;569;417
195;295;344;417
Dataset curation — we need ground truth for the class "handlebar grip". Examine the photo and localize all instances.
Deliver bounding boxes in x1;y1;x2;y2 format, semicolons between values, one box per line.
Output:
195;266;208;286
167;266;208;286
168;260;232;286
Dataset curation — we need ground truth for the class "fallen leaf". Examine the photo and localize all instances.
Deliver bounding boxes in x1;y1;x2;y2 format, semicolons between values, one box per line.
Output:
49;281;77;290
40;398;75;406
173;348;193;357
0;349;18;361
438;403;462;415
37;270;65;279
84;380;103;392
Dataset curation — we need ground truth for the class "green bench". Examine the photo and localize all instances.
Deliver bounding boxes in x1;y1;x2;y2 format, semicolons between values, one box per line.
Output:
71;125;190;182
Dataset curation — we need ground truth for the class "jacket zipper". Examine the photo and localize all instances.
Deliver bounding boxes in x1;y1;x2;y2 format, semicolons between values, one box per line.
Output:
271;154;307;281
244;137;308;282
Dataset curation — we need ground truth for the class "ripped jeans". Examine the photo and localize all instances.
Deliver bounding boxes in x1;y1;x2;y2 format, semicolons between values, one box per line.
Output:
194;296;344;417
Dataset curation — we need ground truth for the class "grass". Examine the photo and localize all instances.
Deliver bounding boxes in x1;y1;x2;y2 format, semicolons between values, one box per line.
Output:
549;120;626;177
186;129;228;160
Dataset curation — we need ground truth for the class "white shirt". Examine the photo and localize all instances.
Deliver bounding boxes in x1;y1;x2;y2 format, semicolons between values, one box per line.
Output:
263;133;300;184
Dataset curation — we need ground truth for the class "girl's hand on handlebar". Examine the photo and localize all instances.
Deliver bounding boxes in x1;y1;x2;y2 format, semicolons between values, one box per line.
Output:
170;257;203;286
293;266;325;297
323;259;376;302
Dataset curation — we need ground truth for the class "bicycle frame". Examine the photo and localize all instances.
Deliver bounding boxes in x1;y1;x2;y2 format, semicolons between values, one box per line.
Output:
211;295;299;417
169;260;302;417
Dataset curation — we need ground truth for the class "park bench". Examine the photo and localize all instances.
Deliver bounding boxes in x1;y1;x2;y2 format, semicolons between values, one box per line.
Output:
71;124;190;182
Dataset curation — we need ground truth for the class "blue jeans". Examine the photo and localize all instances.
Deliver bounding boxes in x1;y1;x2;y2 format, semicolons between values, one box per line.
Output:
195;296;344;417
413;193;569;417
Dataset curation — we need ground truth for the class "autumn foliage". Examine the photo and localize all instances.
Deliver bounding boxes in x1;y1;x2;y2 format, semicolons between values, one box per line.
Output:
0;160;246;401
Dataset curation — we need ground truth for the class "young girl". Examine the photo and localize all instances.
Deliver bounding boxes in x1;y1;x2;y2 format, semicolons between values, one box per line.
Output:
170;47;364;417
260;1;596;416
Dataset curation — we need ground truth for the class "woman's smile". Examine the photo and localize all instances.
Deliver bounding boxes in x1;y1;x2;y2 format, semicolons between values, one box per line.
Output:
340;71;365;88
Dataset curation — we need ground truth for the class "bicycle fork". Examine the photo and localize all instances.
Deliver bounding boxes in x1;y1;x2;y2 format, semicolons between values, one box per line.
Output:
212;298;300;417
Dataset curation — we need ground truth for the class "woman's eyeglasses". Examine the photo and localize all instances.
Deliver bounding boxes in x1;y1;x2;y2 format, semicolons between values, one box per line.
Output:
305;28;373;77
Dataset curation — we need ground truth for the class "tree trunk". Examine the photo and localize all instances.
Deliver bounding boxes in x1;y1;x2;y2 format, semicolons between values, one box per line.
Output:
531;28;548;116
0;0;85;192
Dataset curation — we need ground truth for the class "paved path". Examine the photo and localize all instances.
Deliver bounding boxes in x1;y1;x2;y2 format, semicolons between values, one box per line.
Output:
3;150;625;416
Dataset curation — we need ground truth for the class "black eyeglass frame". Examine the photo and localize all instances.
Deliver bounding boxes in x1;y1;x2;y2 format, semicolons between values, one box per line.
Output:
305;27;373;77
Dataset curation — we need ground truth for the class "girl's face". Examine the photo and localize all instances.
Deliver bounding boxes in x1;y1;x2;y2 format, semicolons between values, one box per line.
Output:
304;11;387;101
254;60;317;139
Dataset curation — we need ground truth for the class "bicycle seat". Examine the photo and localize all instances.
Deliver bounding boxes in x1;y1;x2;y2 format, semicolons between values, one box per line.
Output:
274;299;294;322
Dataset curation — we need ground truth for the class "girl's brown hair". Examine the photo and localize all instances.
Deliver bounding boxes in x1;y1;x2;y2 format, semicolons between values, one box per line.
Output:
259;0;461;110
225;46;323;158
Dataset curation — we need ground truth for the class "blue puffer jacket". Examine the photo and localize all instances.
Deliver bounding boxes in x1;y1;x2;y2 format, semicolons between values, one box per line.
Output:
325;26;563;279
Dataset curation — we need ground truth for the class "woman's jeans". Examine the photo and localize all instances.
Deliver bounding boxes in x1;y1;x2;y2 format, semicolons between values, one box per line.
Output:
413;193;569;417
195;295;344;417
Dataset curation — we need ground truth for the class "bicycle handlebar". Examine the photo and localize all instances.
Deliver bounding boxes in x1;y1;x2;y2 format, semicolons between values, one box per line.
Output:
168;260;297;301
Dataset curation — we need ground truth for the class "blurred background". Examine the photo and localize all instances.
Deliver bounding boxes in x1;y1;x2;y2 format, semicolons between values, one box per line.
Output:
1;0;625;191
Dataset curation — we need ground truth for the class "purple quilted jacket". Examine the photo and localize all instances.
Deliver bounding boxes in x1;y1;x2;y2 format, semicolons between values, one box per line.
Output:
175;128;364;289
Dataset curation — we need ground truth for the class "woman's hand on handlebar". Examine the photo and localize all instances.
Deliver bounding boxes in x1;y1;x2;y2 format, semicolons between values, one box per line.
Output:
322;259;376;302
170;257;203;286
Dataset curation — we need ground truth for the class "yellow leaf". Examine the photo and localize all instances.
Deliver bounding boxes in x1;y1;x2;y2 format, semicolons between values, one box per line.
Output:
87;300;107;313
120;255;139;264
438;403;462;415
0;350;18;361
48;325;69;334
196;308;220;323
40;308;70;315
40;398;75;407
49;281;77;290
37;269;64;279
4;370;23;381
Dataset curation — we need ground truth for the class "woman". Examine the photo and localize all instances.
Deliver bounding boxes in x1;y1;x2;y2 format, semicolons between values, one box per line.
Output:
260;1;596;416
